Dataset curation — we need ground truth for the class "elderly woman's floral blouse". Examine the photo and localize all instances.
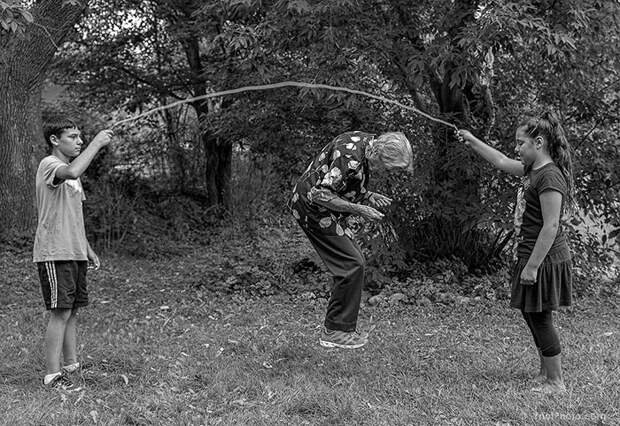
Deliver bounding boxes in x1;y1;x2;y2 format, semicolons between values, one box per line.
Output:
288;131;373;238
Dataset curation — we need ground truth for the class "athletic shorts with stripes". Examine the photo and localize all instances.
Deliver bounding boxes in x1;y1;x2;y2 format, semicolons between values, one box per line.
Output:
37;261;88;310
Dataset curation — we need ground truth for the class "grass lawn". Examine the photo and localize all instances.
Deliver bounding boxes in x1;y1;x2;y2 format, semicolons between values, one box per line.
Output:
1;229;618;425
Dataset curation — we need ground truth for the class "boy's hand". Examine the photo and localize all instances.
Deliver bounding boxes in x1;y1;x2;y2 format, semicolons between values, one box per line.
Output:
367;192;392;208
91;129;114;148
87;248;101;270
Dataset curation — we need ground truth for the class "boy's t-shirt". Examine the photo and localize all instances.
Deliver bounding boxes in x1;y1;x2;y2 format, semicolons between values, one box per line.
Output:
33;155;88;262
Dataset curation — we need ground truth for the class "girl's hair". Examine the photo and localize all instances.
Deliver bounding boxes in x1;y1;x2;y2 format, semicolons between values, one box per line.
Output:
43;117;78;148
519;111;575;211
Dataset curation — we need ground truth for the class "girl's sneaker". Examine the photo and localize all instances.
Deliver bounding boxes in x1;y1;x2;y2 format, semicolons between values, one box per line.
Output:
319;327;368;349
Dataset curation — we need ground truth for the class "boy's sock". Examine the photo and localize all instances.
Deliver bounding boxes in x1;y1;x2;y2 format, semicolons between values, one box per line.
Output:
43;372;62;385
62;362;80;374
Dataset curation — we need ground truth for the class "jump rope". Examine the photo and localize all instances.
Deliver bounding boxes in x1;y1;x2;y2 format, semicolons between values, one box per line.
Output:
110;81;460;133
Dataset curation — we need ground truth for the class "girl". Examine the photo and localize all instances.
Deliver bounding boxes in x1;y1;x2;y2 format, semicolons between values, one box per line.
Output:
458;111;574;394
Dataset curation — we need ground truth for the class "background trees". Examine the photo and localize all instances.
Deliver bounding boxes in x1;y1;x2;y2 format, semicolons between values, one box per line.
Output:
0;0;88;239
3;0;618;276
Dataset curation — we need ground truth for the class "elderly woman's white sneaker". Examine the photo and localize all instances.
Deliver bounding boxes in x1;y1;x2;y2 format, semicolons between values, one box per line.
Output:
319;327;368;349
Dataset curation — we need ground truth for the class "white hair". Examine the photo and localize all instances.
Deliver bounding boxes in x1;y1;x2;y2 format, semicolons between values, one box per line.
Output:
368;132;413;171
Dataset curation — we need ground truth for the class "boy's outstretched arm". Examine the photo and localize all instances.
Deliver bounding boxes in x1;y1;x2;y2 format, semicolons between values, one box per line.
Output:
56;129;114;180
458;130;524;176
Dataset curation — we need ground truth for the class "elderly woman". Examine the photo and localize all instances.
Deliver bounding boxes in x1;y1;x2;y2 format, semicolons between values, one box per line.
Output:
289;131;413;349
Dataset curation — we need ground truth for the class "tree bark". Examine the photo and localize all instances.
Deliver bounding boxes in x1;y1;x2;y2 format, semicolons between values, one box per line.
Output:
427;0;485;218
181;33;232;211
203;133;232;210
0;77;42;237
0;1;86;240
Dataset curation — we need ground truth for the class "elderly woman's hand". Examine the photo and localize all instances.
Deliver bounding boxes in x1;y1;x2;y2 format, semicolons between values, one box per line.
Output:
355;204;384;221
367;192;392;208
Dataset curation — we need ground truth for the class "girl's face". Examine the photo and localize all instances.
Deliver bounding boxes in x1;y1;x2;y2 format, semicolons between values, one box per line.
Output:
514;127;540;167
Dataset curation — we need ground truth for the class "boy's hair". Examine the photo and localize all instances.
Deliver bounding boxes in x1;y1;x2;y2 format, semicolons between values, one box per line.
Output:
519;111;575;212
43;117;78;148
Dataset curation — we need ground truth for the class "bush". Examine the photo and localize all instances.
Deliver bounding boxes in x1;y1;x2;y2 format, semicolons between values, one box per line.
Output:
356;168;513;286
392;214;512;272
80;149;288;258
83;172;218;258
230;151;285;233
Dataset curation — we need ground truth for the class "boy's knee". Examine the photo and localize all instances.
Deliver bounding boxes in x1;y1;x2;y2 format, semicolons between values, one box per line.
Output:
50;308;72;322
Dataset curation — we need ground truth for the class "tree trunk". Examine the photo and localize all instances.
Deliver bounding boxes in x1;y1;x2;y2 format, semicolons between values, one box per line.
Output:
425;0;485;219
162;107;187;190
0;78;42;236
422;64;483;222
182;31;233;211
0;1;86;240
203;133;232;211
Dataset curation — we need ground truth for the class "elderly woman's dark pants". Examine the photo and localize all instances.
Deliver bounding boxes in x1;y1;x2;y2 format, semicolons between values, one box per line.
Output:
301;226;365;332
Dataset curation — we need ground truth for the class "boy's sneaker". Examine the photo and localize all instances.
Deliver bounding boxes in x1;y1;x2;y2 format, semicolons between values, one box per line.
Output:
43;373;77;391
319;327;368;349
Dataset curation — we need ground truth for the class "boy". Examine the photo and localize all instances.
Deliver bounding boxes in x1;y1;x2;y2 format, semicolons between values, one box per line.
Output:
33;118;113;389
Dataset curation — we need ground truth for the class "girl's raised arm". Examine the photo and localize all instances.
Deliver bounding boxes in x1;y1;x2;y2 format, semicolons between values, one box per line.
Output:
458;130;524;176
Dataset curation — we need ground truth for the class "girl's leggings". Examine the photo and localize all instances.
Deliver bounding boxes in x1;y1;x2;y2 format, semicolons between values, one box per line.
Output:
521;310;561;357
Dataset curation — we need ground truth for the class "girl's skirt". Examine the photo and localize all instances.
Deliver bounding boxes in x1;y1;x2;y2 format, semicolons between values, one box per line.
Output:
510;251;572;312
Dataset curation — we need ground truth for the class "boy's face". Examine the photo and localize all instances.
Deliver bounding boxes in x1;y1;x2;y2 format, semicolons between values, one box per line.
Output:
50;127;83;158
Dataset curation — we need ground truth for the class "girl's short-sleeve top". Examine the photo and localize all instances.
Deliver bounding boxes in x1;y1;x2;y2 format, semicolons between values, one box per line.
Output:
514;163;570;260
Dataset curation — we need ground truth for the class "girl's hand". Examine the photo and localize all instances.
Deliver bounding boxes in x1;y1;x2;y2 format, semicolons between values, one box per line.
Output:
87;248;101;270
368;192;392;208
520;264;538;285
457;129;475;145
